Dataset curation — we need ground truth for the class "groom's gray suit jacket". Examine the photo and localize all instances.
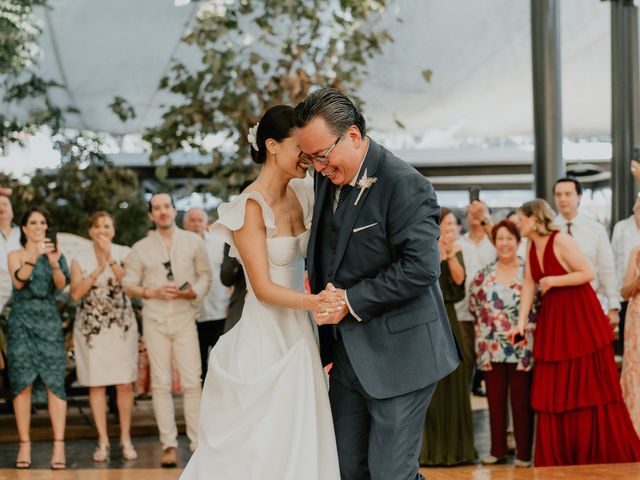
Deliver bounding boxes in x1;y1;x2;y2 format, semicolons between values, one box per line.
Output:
308;138;462;400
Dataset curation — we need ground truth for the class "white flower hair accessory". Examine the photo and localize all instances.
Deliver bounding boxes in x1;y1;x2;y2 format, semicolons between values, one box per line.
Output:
247;123;259;151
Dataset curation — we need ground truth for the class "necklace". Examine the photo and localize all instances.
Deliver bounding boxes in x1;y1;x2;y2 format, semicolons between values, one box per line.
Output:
256;176;291;224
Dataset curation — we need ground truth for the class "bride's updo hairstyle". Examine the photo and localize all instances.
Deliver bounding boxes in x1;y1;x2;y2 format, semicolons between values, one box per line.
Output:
518;199;559;235
250;105;295;164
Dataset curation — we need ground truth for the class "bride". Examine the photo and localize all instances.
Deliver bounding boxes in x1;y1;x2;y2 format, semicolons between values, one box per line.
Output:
180;105;340;479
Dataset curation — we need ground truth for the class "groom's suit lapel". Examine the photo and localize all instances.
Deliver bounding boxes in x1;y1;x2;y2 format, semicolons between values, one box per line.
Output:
333;139;382;272
308;170;331;288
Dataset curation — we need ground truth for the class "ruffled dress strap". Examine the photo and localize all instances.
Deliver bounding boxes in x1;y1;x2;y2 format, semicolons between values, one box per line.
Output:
210;191;276;259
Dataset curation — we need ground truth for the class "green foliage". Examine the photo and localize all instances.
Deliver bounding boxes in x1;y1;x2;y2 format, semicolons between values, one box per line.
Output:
109;96;137;122
0;132;149;246
0;0;67;155
143;0;391;197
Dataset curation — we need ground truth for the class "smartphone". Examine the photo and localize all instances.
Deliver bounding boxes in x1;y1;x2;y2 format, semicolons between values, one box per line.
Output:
179;281;190;291
469;187;480;203
45;227;58;252
512;332;525;345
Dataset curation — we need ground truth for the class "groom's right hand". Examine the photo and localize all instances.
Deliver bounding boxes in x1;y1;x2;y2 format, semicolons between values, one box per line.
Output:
314;284;348;325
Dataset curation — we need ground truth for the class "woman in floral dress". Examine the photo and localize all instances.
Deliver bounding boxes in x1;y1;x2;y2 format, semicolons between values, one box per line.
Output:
70;211;138;462
621;244;640;435
469;220;536;467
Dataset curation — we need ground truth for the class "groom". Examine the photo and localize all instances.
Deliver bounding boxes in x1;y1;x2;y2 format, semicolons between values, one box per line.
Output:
295;88;462;479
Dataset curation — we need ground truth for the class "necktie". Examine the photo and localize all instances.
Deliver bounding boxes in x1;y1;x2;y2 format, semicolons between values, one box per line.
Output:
566;222;573;236
336;184;354;212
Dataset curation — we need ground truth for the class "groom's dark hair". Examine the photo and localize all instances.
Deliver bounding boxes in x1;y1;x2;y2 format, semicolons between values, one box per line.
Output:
294;88;366;138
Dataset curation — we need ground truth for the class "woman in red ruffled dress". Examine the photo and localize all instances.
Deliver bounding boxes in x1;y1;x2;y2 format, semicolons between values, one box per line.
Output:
513;199;640;466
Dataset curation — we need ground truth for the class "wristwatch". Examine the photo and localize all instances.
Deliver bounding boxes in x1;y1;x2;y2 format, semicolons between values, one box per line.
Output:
480;217;489;226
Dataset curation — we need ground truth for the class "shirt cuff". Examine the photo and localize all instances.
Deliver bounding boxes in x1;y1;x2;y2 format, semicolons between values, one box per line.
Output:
609;297;621;311
344;290;363;322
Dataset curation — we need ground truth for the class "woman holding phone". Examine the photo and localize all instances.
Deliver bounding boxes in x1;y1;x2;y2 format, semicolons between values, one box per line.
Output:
469;220;536;467
6;207;70;470
515;199;640;466
70;211;138;462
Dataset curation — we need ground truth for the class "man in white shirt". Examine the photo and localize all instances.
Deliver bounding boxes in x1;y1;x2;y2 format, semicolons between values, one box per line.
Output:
611;193;640;352
123;194;211;467
0;194;21;311
454;201;496;386
553;178;620;328
183;208;229;384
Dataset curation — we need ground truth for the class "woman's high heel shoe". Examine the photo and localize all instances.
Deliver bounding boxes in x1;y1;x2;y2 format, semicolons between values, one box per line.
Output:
15;440;31;469
50;439;66;470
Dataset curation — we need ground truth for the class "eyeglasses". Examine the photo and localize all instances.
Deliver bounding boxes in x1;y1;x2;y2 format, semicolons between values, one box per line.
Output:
298;136;341;165
162;261;174;281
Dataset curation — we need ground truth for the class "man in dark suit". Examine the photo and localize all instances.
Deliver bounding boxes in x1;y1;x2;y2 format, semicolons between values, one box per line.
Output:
294;88;462;480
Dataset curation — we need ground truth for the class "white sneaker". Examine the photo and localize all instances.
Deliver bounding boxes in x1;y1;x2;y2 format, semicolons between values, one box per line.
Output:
481;455;507;465
514;458;532;468
92;443;110;462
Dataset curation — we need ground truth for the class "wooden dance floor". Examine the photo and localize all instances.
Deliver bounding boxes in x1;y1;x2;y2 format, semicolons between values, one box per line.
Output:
0;464;639;479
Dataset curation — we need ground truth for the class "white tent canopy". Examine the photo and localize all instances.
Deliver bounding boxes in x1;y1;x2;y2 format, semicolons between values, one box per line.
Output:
18;0;611;144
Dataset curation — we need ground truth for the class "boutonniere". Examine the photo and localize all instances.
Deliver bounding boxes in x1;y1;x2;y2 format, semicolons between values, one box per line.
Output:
354;169;377;206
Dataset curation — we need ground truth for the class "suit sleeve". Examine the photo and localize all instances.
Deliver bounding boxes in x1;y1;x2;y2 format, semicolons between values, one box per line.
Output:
345;173;441;322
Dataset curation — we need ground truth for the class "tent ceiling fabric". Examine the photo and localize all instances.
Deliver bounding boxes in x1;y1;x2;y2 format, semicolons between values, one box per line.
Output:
31;0;610;140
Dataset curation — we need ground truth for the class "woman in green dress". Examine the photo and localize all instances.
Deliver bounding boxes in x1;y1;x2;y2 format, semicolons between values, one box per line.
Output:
7;207;70;470
420;207;477;466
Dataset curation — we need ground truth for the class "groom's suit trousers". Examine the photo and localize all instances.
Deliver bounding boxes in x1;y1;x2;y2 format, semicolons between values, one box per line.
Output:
329;338;436;480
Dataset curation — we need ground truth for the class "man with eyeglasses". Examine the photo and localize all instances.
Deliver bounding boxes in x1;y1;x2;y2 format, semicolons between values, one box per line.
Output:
295;88;462;480
123;193;211;468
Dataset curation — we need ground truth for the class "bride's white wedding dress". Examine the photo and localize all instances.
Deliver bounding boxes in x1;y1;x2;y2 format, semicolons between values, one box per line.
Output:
180;178;340;480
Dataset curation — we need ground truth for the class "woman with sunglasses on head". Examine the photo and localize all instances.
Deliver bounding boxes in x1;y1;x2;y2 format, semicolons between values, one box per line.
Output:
6;207;70;470
70;211;139;462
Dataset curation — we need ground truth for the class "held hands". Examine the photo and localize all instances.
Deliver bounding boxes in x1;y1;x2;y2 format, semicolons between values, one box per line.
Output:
314;283;348;325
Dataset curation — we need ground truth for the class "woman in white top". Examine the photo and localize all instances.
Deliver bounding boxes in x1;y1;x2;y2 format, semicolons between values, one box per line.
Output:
70;211;139;462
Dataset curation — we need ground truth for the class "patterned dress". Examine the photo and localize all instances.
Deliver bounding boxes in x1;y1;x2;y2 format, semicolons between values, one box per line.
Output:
622;294;640;435
72;245;138;386
7;254;70;399
469;258;536;372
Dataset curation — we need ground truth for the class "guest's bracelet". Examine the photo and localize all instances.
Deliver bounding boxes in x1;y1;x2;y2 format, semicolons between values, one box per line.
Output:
109;260;117;267
25;261;36;267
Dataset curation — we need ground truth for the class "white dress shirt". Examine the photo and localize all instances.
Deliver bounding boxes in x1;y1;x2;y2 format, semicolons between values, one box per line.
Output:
123;228;212;324
0;225;20;310
454;232;497;322
338;141;368;321
555;213;620;311
198;233;230;322
611;214;640;293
